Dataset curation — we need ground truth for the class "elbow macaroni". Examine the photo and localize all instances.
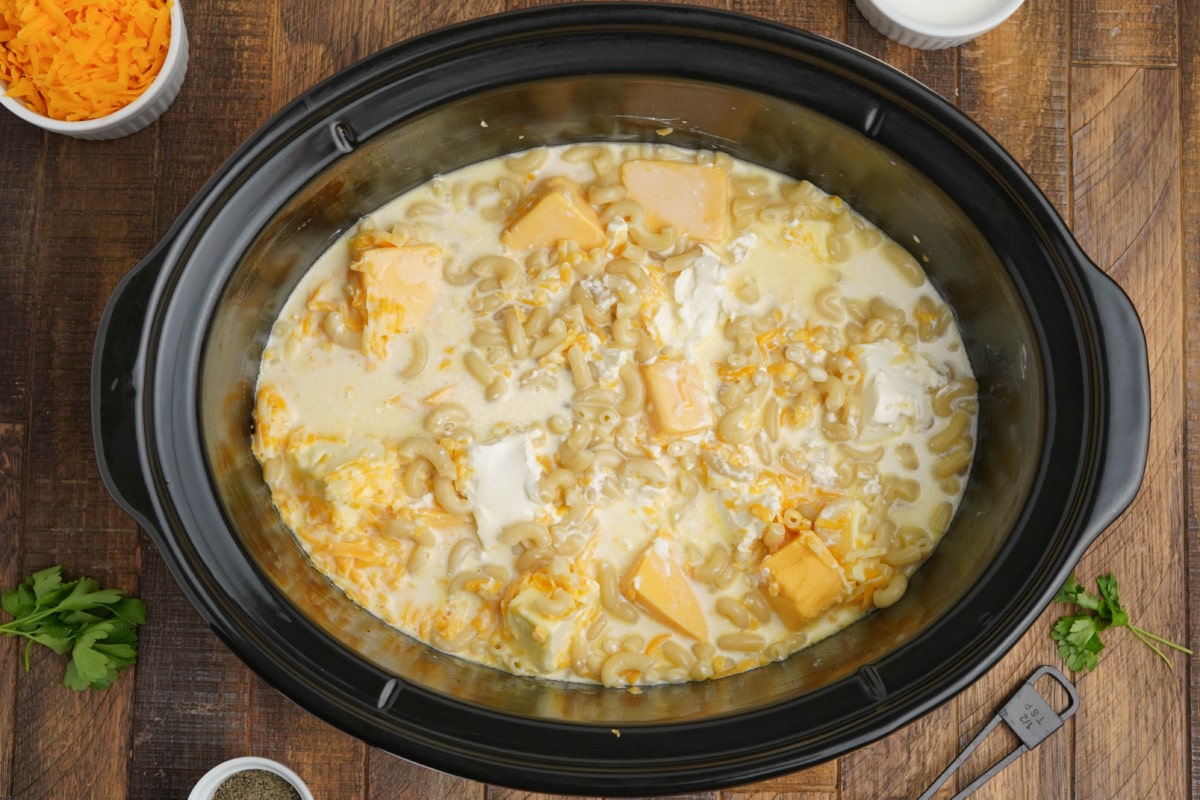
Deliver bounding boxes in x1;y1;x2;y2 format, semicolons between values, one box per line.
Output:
252;142;978;687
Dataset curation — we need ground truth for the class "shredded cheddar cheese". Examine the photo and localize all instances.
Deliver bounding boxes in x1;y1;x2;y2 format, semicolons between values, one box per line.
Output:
0;0;172;121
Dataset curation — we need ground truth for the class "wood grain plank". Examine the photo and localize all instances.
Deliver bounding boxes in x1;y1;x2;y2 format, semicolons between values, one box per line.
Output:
506;0;842;43
368;749;486;800
733;761;837;795
125;539;253;798
3;3;1195;800
733;0;843;42
392;0;501;41
0;123;40;422
9;664;138;800
846;4;958;103
1068;63;1187;800
272;0;398;113
1072;0;1178;66
959;0;1069;215
368;745;830;799
838;702;960;799
946;638;1074;800
485;790;603;800
15;124;154;798
483;785;712;799
250;672;366;799
0;423;26;799
155;0;281;223
484;784;714;799
24;133;160;536
1181;1;1200;795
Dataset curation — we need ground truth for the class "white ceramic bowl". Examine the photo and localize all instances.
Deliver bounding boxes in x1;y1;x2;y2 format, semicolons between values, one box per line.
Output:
0;0;188;139
854;0;1025;49
188;756;314;800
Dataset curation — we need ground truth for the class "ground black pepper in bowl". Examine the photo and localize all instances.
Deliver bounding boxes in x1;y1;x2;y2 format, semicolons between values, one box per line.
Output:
213;769;301;800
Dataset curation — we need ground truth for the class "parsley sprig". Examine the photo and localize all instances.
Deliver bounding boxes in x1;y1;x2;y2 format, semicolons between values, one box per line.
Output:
1051;572;1191;672
0;566;146;690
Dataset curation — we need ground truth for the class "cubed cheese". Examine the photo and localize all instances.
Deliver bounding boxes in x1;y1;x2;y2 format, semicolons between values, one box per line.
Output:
620;160;730;242
813;498;870;562
502;177;607;252
855;341;937;440
287;434;394;534
642;359;713;436
503;557;600;673
621;538;707;640
761;531;847;627
349;243;443;357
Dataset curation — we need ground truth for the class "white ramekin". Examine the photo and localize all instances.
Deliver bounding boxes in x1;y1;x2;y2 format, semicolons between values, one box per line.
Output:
854;0;1025;50
0;0;188;140
188;756;315;800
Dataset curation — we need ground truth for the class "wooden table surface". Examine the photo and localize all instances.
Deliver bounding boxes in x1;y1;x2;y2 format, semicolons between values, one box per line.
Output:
1;0;1197;798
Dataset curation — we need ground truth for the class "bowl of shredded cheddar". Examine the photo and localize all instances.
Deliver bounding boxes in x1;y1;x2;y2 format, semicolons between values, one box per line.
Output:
0;0;187;139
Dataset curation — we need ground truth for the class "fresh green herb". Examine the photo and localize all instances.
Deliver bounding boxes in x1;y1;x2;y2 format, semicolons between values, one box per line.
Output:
0;565;146;690
1051;572;1191;672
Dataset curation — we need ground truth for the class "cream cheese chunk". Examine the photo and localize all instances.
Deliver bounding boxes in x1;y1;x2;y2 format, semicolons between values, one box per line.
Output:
467;433;545;550
503;556;600;673
857;340;940;439
670;248;729;351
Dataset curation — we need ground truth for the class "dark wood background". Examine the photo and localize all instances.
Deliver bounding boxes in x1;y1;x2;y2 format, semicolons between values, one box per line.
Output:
1;0;1196;797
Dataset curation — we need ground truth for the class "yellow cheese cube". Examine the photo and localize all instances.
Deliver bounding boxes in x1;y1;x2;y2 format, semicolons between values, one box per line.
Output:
501;177;607;252
502;557;600;673
621;539;707;641
285;434;395;534
350;243;443;357
814;498;869;563
761;531;847;628
642;359;713;436
620;160;730;242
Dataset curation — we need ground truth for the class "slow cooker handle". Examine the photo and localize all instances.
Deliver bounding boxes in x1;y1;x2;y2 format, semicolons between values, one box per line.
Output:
1078;266;1150;545
91;239;169;534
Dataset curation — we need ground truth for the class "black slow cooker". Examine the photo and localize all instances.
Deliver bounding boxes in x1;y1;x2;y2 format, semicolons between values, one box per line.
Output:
91;4;1149;795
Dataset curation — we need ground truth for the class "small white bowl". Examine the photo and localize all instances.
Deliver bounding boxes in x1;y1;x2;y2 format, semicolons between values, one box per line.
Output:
188;756;315;800
854;0;1025;50
0;0;188;139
